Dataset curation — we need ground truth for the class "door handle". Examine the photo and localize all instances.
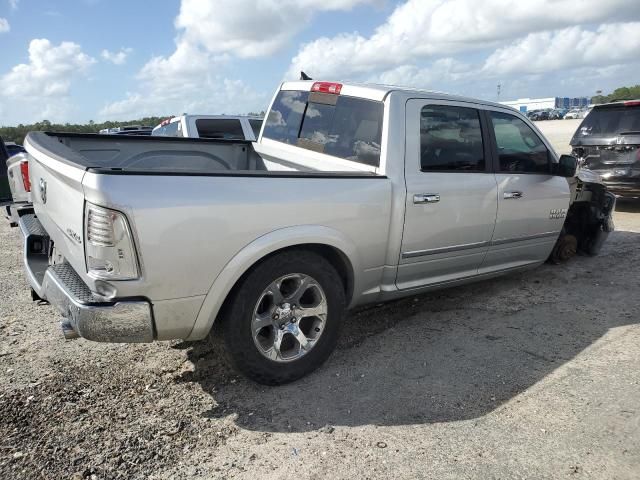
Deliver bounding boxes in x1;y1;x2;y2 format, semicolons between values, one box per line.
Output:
414;193;440;204
503;191;523;199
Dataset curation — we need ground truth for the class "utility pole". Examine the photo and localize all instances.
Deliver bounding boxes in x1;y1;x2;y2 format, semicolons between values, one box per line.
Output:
497;82;501;101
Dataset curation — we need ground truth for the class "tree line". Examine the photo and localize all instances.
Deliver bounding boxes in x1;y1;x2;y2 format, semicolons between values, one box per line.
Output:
0;112;265;145
591;84;640;105
0;117;167;145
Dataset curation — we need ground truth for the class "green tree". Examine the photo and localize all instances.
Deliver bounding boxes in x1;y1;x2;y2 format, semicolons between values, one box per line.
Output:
591;84;640;104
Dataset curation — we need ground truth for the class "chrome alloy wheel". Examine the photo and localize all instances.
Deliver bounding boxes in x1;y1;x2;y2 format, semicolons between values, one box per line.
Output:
251;273;328;362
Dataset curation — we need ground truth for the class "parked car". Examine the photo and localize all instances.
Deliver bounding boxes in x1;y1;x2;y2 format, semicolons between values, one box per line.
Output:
152;115;263;141
548;109;565;120
564;109;585;119
5;142;27;157
571;99;640;198
19;81;614;384
528;110;550;121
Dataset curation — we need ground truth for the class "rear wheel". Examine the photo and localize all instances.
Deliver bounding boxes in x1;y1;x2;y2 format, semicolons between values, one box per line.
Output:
220;250;345;385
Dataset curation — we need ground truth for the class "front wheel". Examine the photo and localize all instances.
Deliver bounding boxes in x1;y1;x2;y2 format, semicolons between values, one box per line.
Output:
220;250;346;385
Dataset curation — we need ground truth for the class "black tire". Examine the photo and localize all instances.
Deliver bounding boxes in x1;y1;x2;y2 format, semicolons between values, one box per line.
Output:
219;249;346;385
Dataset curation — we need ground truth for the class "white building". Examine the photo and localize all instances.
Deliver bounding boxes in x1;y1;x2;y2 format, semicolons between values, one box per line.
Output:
499;97;556;113
499;96;591;113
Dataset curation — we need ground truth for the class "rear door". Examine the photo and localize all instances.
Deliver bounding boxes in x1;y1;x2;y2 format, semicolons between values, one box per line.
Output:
480;110;570;273
396;100;498;290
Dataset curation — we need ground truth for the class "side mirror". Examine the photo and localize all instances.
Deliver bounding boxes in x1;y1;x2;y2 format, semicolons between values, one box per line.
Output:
555;154;578;177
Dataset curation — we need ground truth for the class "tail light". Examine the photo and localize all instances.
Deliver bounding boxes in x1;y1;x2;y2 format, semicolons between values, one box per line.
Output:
84;202;140;280
20;161;31;192
311;82;342;95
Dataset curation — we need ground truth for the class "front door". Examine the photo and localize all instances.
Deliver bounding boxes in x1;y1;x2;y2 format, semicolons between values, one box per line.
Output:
480;110;571;273
396;100;498;290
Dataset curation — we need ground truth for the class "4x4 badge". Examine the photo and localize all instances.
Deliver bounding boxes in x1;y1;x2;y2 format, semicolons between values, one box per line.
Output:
549;208;567;219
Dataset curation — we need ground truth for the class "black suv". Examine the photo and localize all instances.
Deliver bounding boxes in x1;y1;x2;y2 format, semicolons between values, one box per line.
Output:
571;100;640;198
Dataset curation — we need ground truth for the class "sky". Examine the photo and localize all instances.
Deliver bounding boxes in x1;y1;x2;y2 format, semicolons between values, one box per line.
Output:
0;0;639;126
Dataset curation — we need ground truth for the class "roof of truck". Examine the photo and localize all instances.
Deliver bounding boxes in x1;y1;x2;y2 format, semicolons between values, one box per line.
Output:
280;80;511;110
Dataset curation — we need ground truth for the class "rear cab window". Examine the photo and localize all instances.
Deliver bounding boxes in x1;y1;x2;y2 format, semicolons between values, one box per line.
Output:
262;89;384;167
196;119;245;139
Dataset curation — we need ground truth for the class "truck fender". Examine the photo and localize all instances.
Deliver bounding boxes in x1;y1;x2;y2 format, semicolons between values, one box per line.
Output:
186;225;361;341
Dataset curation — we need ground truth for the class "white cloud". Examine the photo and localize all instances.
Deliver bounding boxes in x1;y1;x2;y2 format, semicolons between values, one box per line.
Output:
287;0;640;79
0;18;9;33
175;0;377;58
483;23;640;75
0;39;95;123
9;0;19;10
368;58;472;87
101;47;132;65
99;41;265;119
99;0;372;119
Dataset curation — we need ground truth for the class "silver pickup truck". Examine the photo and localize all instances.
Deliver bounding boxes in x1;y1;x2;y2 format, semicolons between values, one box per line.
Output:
19;81;615;384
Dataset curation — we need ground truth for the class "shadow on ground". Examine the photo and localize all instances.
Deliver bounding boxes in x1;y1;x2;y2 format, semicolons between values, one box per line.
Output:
175;230;639;432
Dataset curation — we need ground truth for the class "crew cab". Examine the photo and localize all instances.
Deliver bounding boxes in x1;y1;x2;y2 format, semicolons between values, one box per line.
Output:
152;114;263;141
19;81;615;384
571;100;640;198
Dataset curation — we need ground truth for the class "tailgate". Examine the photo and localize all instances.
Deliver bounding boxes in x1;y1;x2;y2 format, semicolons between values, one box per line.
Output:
24;132;87;276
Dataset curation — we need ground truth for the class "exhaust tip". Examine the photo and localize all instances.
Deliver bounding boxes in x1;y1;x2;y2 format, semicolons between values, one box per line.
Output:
60;319;80;340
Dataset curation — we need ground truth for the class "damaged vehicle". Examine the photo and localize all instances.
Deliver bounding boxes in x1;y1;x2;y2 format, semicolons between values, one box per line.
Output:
551;169;615;263
571;99;640;199
18;81;615;384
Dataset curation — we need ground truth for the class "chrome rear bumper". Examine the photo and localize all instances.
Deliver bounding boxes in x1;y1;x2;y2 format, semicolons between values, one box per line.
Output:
19;214;155;343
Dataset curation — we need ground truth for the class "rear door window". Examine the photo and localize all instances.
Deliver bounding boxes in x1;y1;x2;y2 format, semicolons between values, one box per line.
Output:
490;111;551;173
263;90;384;167
420;105;485;171
195;119;245;139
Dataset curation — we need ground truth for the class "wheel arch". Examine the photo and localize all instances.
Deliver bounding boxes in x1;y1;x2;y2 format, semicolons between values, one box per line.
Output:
186;226;360;341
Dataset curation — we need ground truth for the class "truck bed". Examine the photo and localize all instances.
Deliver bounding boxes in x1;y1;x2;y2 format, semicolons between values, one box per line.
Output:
26;131;262;173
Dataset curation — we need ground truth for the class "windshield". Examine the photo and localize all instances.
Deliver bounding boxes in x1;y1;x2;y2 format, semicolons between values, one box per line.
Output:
262;90;384;167
575;105;640;137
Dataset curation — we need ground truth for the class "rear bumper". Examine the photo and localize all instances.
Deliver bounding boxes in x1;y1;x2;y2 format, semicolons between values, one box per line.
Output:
4;202;33;227
19;214;155;343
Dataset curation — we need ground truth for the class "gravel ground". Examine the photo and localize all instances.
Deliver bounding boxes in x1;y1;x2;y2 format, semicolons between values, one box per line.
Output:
1;122;639;479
